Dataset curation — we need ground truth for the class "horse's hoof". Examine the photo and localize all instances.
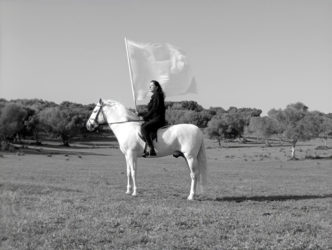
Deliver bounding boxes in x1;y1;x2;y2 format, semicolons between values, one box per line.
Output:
125;191;131;195
187;195;194;200
132;192;137;196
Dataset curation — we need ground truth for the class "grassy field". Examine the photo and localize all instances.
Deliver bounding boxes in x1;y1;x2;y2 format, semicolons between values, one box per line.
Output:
0;138;331;249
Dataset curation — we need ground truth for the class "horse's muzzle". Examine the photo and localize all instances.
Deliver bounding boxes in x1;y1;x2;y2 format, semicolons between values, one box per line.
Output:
86;120;96;131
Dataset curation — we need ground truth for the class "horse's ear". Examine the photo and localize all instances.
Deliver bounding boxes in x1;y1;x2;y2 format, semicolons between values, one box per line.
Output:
99;98;103;104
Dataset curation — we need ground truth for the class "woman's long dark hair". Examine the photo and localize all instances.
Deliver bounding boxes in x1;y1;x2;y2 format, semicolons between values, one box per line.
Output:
151;80;165;99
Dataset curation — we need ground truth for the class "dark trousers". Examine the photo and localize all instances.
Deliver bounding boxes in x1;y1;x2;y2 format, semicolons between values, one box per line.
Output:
141;119;164;150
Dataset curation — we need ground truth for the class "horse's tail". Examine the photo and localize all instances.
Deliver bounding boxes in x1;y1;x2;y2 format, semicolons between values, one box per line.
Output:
197;138;207;193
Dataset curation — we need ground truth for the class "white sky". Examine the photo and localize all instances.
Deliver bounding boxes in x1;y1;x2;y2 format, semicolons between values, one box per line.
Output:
1;0;331;114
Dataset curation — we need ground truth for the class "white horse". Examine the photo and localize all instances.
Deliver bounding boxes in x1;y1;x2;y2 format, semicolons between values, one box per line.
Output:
86;99;207;200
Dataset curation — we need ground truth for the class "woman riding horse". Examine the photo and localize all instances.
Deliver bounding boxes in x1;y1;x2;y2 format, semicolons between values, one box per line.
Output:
138;80;166;157
86;98;207;200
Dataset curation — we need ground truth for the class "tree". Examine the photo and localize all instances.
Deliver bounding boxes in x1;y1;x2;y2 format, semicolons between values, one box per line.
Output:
189;110;214;128
165;101;203;112
208;107;226;116
219;112;243;139
247;116;281;145
222;107;262;139
268;103;321;159
319;116;332;148
11;99;57;112
20;107;42;144
180;101;203;112
38;106;87;146
166;109;187;125
205;118;225;146
206;107;262;145
0;103;27;141
165;107;213;128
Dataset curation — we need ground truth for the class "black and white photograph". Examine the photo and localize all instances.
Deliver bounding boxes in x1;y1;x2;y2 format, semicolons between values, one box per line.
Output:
1;0;331;249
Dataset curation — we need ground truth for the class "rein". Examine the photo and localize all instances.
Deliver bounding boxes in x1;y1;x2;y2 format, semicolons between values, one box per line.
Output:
91;103;142;127
107;119;143;125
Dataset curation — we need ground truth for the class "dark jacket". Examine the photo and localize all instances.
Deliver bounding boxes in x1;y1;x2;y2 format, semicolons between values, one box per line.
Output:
139;92;166;123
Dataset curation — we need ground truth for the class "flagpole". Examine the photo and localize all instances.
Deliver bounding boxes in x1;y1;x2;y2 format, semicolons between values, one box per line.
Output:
124;37;137;112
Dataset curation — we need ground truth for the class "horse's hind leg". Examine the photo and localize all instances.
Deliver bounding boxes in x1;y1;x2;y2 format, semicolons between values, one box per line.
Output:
186;156;199;200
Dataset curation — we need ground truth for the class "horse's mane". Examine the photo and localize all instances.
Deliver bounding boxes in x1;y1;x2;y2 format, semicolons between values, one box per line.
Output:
103;99;139;121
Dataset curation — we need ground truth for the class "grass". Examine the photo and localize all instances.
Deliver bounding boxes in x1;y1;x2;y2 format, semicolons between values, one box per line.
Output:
0;139;331;249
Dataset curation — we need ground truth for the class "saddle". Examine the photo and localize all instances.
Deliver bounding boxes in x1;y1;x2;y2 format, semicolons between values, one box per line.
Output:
138;124;185;159
139;124;171;142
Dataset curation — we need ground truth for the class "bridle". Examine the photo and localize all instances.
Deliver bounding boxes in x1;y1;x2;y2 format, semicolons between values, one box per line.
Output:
87;103;142;129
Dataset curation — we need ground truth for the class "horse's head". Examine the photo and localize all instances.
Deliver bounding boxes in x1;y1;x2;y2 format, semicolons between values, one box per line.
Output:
86;98;107;131
86;98;139;131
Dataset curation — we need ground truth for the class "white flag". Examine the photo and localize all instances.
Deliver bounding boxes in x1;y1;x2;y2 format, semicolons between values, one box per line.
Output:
126;39;197;101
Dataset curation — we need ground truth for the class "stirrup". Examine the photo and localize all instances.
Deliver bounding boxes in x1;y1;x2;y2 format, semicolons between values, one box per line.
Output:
142;151;148;158
142;148;156;158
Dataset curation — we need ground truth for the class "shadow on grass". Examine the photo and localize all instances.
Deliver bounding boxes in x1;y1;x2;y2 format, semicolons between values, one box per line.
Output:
30;143;116;149
4;146;111;156
304;155;332;160
206;194;332;203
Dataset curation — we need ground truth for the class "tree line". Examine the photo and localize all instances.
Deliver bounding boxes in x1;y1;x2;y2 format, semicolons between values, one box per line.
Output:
1;98;332;158
206;102;332;159
246;103;332;159
0;99;95;148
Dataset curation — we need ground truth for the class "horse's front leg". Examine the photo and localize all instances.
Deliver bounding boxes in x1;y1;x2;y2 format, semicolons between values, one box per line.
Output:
125;152;138;196
125;160;132;195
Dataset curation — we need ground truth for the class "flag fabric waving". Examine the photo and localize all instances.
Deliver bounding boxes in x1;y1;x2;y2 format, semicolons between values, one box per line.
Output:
125;39;197;101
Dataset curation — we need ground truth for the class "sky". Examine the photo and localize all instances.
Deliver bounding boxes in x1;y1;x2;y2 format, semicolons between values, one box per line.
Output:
1;0;331;114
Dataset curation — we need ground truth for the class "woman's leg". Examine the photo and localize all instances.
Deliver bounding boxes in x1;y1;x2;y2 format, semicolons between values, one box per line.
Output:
141;122;156;156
